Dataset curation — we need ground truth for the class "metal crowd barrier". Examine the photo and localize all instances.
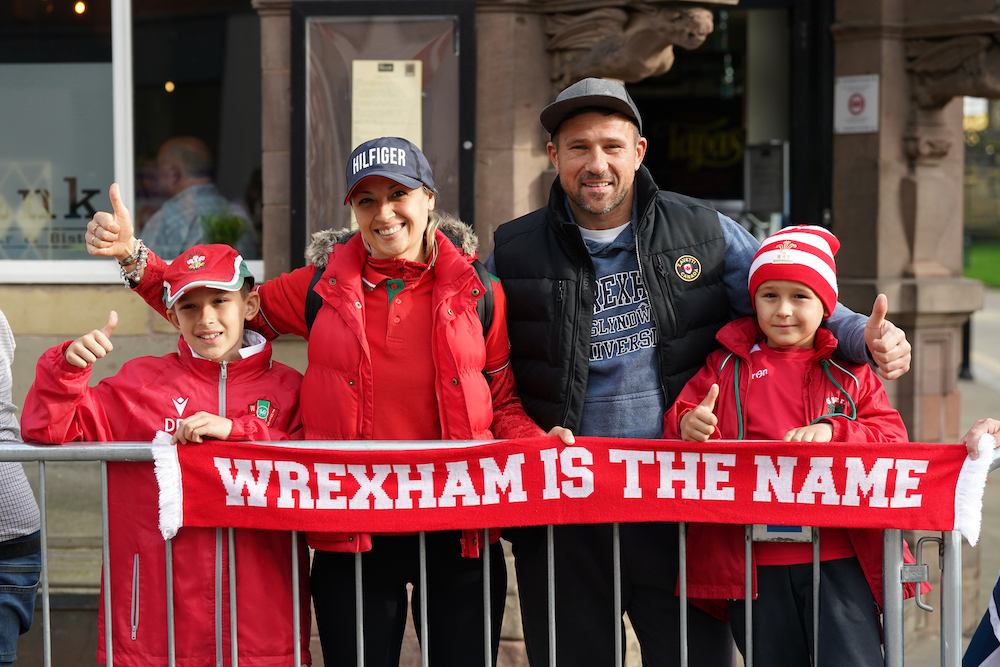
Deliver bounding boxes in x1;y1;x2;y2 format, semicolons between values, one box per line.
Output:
2;442;998;667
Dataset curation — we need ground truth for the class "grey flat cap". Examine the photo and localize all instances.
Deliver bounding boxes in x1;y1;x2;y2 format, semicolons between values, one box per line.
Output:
540;78;643;135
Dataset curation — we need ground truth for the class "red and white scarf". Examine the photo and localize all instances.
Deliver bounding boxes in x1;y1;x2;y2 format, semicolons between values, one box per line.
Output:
152;434;994;545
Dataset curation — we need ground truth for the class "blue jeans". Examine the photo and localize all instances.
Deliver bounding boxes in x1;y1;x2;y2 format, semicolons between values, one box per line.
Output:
0;532;41;666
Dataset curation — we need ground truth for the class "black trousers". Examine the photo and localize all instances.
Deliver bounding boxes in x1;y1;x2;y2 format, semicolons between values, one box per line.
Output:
507;523;737;667
727;558;883;667
311;532;506;667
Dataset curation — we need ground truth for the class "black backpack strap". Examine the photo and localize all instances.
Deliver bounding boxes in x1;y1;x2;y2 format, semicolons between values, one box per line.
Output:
304;265;325;333
472;259;497;385
472;259;494;334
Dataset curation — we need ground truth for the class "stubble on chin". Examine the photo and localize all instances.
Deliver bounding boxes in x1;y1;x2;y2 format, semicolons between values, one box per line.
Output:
566;186;629;216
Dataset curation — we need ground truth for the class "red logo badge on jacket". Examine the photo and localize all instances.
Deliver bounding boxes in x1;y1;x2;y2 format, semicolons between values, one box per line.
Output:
248;399;279;427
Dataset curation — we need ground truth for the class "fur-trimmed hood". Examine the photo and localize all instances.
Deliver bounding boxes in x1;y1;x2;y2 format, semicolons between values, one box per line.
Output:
304;211;479;269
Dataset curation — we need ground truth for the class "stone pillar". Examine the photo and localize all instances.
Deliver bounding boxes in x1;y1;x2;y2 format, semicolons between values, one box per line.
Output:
831;0;984;444
253;0;292;280
474;10;554;256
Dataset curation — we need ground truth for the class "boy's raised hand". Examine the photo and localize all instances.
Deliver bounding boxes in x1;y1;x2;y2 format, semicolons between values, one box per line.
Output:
783;423;833;442
65;311;118;368
172;411;233;445
680;384;719;442
87;183;138;263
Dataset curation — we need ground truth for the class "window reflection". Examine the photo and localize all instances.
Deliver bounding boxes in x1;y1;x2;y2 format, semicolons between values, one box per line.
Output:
0;0;261;263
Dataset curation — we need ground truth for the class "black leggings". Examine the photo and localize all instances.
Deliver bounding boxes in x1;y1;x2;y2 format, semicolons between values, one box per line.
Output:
311;532;506;667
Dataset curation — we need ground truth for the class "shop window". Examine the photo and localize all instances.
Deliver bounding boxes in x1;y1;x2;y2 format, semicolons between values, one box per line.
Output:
0;0;261;281
0;1;114;270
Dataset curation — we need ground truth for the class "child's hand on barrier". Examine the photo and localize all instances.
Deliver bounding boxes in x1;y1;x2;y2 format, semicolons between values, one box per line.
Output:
65;311;118;368
172;411;233;445
680;384;719;442
783;423;833;442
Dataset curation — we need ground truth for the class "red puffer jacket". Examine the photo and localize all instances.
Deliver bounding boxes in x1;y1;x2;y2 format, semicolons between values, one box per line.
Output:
22;335;311;667
134;218;544;554
663;317;926;618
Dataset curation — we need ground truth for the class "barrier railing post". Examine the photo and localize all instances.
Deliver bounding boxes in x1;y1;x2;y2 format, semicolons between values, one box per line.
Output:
483;528;492;667
355;551;364;667
678;522;688;667
419;531;429;667
101;461;113;667
882;528;904;667
38;461;51;667
166;540;175;667
812;529;820;667
215;528;223;666
547;524;556;667
940;531;962;667
228;527;238;666
744;525;752;667
291;531;301;667
613;523;622;667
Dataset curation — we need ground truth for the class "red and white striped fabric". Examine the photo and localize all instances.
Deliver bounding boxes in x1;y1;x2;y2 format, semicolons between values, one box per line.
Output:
749;225;840;317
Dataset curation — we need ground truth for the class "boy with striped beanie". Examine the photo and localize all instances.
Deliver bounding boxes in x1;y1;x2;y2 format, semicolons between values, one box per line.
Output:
663;225;915;667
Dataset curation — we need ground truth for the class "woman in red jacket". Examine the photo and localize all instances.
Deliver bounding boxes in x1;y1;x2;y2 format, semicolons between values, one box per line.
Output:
85;137;572;667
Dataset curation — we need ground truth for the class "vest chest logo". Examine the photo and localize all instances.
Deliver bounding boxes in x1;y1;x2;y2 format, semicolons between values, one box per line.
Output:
674;255;702;282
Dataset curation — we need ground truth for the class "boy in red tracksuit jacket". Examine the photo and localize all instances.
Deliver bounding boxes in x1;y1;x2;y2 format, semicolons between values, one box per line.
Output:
663;226;921;667
21;244;311;667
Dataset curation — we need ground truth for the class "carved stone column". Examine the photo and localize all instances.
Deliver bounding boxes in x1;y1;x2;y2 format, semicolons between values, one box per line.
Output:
832;4;992;445
252;0;293;280
474;0;734;252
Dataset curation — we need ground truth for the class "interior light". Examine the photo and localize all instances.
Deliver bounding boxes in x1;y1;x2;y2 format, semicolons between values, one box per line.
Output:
74;1;86;13
164;81;175;93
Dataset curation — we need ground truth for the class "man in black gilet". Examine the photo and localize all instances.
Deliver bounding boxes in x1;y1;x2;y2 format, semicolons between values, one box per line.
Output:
486;78;912;667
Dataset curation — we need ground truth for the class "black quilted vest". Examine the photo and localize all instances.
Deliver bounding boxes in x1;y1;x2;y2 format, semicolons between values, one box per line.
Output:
492;166;731;432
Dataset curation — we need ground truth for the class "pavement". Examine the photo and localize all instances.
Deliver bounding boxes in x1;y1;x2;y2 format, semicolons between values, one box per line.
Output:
902;288;1000;667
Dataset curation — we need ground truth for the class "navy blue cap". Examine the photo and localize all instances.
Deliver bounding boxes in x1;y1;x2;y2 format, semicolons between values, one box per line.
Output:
344;137;435;204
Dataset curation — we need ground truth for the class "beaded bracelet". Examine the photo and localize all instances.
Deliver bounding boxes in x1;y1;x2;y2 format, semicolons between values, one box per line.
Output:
118;237;144;267
120;240;148;288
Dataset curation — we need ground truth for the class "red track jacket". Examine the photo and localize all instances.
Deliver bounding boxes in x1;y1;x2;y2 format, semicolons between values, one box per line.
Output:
22;336;311;667
663;317;925;618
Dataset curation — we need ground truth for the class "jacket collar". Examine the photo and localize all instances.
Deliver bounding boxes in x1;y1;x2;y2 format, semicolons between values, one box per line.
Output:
325;229;478;307
716;316;840;362
175;330;273;380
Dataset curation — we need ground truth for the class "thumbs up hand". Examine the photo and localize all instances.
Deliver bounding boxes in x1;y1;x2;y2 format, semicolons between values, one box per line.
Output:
65;311;119;368
864;293;911;380
680;383;720;442
87;183;138;263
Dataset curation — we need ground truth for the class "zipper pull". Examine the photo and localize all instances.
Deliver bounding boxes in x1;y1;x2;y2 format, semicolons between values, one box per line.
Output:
556;281;564;302
220;361;228;380
654;255;668;276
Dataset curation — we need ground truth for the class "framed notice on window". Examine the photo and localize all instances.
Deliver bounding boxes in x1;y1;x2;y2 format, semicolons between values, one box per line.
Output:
351;60;423;150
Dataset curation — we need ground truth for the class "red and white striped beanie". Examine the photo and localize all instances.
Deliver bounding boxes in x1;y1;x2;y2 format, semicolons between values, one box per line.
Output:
748;225;840;318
